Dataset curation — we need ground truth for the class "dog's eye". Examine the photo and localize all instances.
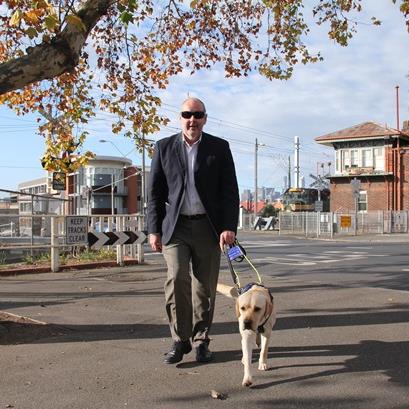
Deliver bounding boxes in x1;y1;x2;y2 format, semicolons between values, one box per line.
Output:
240;306;246;311
254;307;261;312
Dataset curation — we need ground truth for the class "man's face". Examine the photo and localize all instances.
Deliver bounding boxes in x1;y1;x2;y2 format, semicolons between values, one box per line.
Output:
180;99;207;143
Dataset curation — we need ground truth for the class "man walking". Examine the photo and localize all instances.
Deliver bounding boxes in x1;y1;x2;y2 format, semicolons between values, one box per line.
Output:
147;97;239;364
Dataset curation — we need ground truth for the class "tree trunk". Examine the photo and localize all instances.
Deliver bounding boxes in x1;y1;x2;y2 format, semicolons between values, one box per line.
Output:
0;0;113;95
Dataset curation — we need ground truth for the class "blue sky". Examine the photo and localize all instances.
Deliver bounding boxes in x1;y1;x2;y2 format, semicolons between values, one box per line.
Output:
1;0;409;198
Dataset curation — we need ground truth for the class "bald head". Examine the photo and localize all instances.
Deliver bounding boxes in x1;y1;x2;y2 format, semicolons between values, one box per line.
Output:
181;97;206;113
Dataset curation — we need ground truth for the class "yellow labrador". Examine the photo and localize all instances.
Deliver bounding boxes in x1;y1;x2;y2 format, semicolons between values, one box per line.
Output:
217;283;276;386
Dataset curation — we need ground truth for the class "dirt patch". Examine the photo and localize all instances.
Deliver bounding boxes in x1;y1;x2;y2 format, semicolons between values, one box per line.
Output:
0;311;70;345
0;259;140;276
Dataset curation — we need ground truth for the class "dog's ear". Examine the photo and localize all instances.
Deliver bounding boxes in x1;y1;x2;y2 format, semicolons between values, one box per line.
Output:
264;299;273;319
235;299;241;318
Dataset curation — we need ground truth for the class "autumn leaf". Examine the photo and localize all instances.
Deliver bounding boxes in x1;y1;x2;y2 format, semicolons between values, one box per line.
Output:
25;27;38;39
44;14;60;32
9;10;23;26
120;11;134;25
66;14;86;32
24;11;41;25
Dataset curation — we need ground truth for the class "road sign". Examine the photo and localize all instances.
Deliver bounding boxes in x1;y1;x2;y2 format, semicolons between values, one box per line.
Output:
309;174;329;190
66;216;88;245
340;215;352;228
314;200;323;212
52;172;66;191
88;230;147;249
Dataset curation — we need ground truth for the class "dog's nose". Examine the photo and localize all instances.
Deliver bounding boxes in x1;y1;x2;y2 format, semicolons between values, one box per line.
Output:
243;319;252;330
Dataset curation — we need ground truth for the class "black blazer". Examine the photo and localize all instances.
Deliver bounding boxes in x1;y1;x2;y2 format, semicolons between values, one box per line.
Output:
147;132;239;245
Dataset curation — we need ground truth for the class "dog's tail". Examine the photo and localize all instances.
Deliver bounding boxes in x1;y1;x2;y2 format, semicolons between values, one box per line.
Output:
216;283;239;299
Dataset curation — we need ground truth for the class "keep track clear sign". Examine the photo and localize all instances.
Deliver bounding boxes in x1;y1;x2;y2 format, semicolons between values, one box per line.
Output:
66;216;88;245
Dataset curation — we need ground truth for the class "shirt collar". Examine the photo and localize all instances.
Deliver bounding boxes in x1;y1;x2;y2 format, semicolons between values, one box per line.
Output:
182;133;202;148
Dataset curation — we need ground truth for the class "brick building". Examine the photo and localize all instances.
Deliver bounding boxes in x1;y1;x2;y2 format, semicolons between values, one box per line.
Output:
67;155;143;215
315;121;409;212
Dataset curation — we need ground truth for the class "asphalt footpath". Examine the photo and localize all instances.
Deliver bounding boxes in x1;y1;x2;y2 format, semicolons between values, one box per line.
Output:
1;245;409;409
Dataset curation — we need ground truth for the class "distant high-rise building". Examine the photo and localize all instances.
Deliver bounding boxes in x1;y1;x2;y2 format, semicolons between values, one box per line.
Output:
241;187;281;204
241;189;252;201
283;176;288;191
262;187;276;202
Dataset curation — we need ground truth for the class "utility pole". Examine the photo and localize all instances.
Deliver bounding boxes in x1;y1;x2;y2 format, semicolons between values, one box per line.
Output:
141;133;146;215
254;138;265;221
288;156;291;189
111;174;115;215
254;138;258;222
294;136;300;188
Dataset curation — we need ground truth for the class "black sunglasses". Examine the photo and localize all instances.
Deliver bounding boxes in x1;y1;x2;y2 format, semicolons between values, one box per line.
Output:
181;111;206;119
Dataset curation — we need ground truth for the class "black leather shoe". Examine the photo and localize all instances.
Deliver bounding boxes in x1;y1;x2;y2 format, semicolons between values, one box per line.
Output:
164;341;192;364
195;343;213;363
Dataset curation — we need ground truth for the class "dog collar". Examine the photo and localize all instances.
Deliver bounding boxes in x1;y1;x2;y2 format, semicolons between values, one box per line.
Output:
237;282;258;295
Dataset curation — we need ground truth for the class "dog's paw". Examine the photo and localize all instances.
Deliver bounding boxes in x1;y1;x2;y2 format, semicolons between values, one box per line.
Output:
258;361;268;371
242;377;253;387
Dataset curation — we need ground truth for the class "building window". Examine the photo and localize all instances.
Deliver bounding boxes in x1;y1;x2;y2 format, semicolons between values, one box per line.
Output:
342;150;350;170
374;147;384;170
362;149;372;167
94;196;111;209
350;150;358;167
357;191;367;212
93;174;112;187
338;147;385;173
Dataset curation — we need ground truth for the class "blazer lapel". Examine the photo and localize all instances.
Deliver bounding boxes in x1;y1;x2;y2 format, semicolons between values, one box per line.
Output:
174;133;186;175
195;133;208;173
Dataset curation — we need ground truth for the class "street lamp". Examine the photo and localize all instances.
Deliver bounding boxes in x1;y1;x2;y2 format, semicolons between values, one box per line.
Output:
137;135;155;216
254;138;266;222
99;139;128;158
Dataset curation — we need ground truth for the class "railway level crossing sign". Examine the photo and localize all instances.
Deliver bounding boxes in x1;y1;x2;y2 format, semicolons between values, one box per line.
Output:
314;200;323;212
310;174;329;211
309;174;329;191
66;216;88;245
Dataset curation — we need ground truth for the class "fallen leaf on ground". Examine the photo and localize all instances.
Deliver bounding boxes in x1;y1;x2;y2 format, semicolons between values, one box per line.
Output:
210;390;227;400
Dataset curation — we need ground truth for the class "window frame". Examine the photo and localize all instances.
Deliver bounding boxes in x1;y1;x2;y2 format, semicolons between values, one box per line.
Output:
357;190;367;212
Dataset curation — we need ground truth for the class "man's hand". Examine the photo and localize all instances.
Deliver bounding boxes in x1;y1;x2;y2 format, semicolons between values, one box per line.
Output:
219;230;235;251
149;233;162;252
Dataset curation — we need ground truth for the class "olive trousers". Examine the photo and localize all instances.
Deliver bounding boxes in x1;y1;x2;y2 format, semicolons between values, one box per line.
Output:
162;216;221;346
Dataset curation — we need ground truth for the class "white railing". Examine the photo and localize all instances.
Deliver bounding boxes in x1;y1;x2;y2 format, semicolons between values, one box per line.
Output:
0;213;145;271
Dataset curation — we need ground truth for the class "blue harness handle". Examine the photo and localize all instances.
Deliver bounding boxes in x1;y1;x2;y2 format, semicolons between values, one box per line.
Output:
227;245;244;261
225;239;263;289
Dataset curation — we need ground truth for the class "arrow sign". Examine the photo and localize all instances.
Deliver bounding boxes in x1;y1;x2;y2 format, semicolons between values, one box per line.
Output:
88;231;109;249
88;230;147;249
132;230;147;244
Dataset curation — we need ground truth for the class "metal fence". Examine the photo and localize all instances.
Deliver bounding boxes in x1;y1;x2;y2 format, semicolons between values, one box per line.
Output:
0;214;145;270
278;211;409;237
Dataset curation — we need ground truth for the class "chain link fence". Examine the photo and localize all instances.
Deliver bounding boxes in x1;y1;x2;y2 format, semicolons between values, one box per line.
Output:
278;211;409;237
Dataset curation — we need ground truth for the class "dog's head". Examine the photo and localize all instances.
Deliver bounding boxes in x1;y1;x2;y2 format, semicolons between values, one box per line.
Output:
235;285;273;332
